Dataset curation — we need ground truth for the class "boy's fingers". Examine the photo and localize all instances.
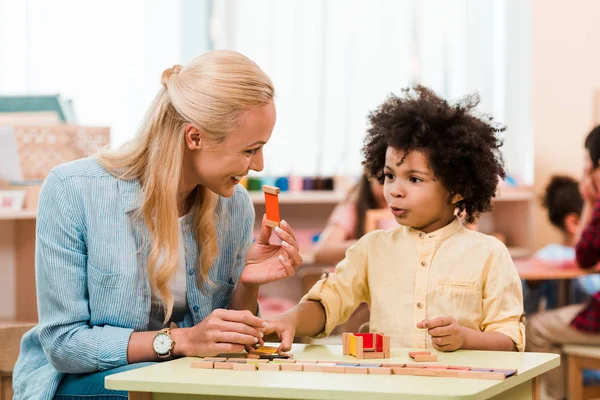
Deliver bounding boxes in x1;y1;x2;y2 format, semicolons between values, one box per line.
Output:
421;316;454;329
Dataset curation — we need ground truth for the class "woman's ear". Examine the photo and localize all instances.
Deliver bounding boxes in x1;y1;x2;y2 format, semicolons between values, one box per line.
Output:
185;124;202;150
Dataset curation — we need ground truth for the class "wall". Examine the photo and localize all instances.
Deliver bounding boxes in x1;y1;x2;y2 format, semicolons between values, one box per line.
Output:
532;0;600;250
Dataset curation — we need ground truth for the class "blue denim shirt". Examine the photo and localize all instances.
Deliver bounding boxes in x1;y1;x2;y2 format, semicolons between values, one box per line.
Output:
12;157;254;399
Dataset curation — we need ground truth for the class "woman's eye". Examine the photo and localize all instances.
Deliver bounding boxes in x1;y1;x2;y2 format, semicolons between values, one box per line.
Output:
245;147;260;156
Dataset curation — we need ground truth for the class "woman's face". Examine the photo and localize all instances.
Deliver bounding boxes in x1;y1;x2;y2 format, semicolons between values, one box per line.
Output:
184;101;276;197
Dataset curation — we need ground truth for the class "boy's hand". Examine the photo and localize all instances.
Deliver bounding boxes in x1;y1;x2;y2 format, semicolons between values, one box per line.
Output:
417;317;464;352
256;317;297;353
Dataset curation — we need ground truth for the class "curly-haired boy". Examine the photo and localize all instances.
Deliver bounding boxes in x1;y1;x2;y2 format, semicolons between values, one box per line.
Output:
263;86;525;352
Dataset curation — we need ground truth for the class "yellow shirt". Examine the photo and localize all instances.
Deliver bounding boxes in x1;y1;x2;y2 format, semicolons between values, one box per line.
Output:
303;218;525;351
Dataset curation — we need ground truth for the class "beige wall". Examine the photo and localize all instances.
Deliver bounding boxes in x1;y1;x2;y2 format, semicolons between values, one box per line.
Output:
532;0;600;250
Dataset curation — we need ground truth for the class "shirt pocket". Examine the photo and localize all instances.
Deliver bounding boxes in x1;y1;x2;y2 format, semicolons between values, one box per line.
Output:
211;279;235;310
88;262;124;288
436;277;480;315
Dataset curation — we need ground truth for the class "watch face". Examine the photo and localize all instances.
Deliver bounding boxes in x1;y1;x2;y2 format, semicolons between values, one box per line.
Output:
153;332;173;355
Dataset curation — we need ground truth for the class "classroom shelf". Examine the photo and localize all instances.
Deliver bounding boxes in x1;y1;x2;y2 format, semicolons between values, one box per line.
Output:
0;209;37;220
249;191;345;204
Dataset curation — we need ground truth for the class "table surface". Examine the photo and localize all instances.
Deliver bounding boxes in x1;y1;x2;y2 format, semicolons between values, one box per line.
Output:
515;258;600;280
105;343;559;400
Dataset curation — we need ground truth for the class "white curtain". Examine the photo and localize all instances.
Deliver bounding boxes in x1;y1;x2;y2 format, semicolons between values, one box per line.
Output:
211;0;532;183
0;0;210;147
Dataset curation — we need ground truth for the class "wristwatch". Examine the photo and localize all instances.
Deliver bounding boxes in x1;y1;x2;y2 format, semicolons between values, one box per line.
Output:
153;328;175;358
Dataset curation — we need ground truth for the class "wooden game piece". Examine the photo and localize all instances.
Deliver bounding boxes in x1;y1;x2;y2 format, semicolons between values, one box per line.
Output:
227;358;247;363
249;345;279;355
257;363;281;371
233;363;257;371
214;362;234;370
262;185;281;228
381;363;405;368
368;367;392;375
280;363;303;371
204;357;226;362
246;359;269;364
345;366;369;375
342;332;391;359
272;359;296;364
322;365;346;373
191;361;214;369
245;353;260;359
302;364;324;372
412;355;438;362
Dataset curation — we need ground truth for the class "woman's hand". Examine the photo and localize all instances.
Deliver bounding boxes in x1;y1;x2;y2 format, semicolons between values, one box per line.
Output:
417;317;464;352
240;215;303;285
173;309;266;357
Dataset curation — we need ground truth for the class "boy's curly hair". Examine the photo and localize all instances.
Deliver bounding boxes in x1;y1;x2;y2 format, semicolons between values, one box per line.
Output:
362;85;506;224
542;175;582;230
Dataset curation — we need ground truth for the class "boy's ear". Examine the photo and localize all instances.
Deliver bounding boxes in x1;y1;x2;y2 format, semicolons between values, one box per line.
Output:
564;213;580;236
451;193;464;204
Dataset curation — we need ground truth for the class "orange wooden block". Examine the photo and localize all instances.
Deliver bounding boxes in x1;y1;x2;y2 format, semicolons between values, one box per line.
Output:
204;357;226;362
262;185;280;228
233;363;257;371
412;355;438;362
302;363;324;372
322;365;346;373
368;367;392;375
249;345;279;355
362;351;385;359
191;361;214;369
245;353;260;359
214;362;234;370
280;363;303;371
409;351;431;357
257;363;281;371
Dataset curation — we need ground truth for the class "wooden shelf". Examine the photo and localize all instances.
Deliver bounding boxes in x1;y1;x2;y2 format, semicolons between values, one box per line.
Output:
0;209;37;220
494;187;535;202
508;246;533;259
249;191;345;205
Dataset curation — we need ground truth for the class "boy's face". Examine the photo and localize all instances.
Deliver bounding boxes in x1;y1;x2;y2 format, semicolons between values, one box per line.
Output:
383;147;458;234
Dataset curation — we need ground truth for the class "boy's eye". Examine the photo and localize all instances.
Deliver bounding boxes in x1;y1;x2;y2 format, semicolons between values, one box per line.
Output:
409;176;423;183
245;147;260;156
384;173;394;180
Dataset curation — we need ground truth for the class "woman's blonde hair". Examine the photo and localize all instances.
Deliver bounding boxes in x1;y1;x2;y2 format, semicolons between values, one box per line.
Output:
98;50;274;322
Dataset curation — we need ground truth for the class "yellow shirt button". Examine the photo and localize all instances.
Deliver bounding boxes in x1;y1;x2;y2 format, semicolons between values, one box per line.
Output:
419;233;425;238
417;302;423;309
421;261;427;267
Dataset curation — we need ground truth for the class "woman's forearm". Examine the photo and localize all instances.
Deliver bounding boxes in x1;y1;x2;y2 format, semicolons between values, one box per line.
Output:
229;282;259;315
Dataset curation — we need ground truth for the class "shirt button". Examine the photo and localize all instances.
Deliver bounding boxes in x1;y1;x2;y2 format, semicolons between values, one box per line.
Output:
417;302;423;309
419;233;425;238
193;305;200;312
188;269;194;276
421;261;427;267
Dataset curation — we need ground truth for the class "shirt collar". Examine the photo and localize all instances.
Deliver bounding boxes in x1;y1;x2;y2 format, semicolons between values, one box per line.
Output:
405;217;463;242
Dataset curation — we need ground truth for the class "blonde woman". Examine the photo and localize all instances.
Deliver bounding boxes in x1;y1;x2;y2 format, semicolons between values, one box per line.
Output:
12;50;303;400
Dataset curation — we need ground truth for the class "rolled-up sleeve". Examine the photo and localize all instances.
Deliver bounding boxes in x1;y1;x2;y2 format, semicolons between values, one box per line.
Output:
37;172;133;373
301;237;370;338
480;243;526;351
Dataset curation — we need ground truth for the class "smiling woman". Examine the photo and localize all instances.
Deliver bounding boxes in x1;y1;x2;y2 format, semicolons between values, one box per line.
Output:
11;50;303;400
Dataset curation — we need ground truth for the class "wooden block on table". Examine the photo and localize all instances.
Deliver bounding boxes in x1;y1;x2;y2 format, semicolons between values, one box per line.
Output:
456;370;507;380
249;345;279;355
409;351;431;357
414;368;461;378
232;363;257;371
257;363;281;371
214;362;234;370
392;367;424;375
424;365;449;370
412;355;438;362
272;359;296;364
191;361;214;369
448;366;472;371
404;363;427;368
362;352;385;359
345;366;369;374
227;358;247;363
245;353;260;359
322;365;346;373
302;363;324;372
204;357;226;362
280;363;303;371
381;363;404;368
246;359;269;364
368;367;392;375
